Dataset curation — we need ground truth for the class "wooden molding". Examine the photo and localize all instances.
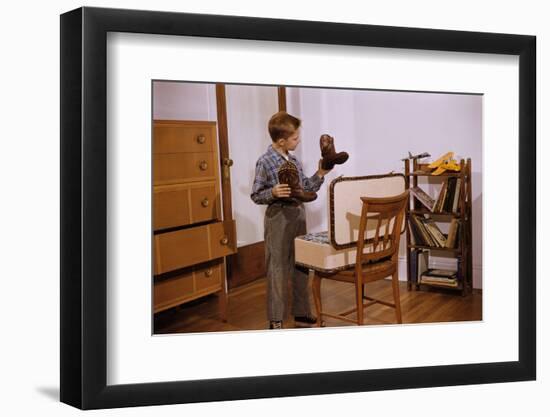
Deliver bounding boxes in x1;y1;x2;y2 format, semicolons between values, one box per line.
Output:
215;84;233;221
278;86;286;112
215;84;236;285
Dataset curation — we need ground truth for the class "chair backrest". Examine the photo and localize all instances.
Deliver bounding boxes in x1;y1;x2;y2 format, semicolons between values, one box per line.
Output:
355;191;409;267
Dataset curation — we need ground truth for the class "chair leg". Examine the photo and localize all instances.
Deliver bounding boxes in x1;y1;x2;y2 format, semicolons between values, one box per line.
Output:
355;280;364;325
312;272;323;327
391;271;403;324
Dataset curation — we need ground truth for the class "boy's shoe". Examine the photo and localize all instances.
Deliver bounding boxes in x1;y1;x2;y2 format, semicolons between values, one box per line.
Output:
269;320;283;330
294;315;319;326
320;134;349;170
277;161;317;203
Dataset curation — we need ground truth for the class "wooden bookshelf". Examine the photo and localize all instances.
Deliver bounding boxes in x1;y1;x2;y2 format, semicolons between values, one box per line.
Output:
404;158;473;296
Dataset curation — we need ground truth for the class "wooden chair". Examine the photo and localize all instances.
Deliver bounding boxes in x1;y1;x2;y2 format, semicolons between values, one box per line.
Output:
311;191;409;326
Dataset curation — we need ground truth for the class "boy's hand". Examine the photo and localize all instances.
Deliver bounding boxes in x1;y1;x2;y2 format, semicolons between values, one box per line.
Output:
317;158;332;177
272;184;291;198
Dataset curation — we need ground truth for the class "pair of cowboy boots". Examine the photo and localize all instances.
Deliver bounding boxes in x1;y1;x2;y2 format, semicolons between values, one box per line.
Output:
277;160;317;203
320;134;349;170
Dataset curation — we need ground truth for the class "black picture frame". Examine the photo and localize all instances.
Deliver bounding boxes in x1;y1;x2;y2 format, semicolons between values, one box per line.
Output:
60;6;536;410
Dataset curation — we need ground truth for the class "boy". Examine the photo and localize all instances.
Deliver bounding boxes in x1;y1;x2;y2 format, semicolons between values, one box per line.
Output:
251;111;331;329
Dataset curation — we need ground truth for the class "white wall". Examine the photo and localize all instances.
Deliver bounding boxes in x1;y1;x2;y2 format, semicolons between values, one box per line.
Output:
4;1;545;417
152;81;217;121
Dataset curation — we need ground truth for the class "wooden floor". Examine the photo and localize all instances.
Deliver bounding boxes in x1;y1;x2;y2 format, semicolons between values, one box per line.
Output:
154;277;482;334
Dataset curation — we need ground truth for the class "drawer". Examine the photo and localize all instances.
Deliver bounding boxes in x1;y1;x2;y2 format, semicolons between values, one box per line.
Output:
190;184;220;223
154;220;237;274
194;260;223;292
154;122;216;154
153;152;216;185
209;220;237;259
153;185;191;230
155;227;209;273
153;270;194;312
153;182;220;231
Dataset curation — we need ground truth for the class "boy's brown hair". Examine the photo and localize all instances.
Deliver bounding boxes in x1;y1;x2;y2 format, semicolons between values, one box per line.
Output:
268;111;301;141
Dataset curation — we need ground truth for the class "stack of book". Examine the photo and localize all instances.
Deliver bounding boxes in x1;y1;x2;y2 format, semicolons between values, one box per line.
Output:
409;214;460;248
420;269;459;288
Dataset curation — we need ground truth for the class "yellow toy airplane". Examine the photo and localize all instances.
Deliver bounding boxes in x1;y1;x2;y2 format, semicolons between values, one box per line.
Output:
428;151;461;175
428;151;454;168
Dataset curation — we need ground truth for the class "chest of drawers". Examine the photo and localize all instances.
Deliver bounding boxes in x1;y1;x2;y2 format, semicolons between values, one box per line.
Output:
153;120;236;318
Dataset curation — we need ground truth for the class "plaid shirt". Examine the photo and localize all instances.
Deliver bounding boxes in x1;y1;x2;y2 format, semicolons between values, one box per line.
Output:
251;145;324;205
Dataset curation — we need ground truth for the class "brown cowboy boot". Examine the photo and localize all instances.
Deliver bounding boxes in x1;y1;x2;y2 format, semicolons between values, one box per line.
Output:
277;161;317;203
320;134;349;170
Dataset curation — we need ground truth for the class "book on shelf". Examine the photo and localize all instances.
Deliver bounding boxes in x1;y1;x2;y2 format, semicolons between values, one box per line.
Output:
434;178;448;213
420;268;458;287
423;269;457;278
452;178;462;212
422;218;447;247
445;218;460;248
420;277;458;288
408;222;421;246
440;177;462;213
408;215;422;245
409;214;435;247
442;177;456;212
410;186;436;212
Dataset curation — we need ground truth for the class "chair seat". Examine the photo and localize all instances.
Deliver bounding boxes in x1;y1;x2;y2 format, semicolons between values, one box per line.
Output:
323;259;396;283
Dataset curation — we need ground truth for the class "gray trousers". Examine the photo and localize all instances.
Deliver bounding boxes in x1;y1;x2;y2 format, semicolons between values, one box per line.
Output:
264;202;312;322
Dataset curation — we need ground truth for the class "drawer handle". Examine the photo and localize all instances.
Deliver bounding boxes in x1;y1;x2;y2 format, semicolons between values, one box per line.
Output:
197;135;206;144
199;160;208;171
204;268;213;277
201;198;209;207
220;235;229;245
